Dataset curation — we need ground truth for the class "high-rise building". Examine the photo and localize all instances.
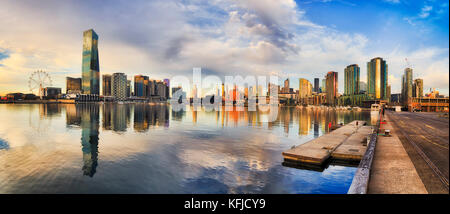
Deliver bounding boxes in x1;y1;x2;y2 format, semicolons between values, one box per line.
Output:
314;78;319;93
413;78;423;98
322;79;326;93
111;73;127;101
367;57;388;100
126;80;131;97
66;77;82;94
134;75;149;97
386;84;391;102
102;74;112;96
299;78;312;99
82;29;100;95
282;78;290;93
156;81;169;99
401;67;413;104
326;71;338;105
344;64;360;95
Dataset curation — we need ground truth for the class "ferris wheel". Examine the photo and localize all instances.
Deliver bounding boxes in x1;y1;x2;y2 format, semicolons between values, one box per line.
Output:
28;70;52;99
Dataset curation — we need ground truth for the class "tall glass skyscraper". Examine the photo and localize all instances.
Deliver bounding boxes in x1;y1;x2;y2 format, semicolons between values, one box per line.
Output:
367;57;388;100
344;64;360;95
82;29;100;95
402;67;413;104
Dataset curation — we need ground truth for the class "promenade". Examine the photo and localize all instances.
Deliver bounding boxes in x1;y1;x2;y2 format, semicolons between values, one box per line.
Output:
367;113;428;194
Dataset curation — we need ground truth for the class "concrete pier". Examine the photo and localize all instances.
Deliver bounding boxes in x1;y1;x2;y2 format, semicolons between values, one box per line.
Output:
367;113;428;194
282;120;370;165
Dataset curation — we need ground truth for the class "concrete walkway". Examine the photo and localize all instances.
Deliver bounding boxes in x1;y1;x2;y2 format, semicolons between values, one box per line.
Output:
368;114;428;194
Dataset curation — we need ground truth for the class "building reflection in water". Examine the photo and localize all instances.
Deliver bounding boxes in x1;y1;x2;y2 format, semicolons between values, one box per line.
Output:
62;104;371;178
80;104;99;177
65;104;100;177
133;104;169;132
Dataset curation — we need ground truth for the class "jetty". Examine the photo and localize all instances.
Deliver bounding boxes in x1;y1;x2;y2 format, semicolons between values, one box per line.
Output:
282;120;373;165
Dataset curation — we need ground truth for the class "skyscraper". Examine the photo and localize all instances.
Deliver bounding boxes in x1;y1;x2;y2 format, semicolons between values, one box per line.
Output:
134;75;149;97
402;68;413;104
321;79;326;93
282;78;290;93
82;29;100;95
326;71;338;105
102;74;112;96
112;73;127;101
314;78;319;93
126;80;131;97
344;64;360;95
367;57;388;100
413;78;423;98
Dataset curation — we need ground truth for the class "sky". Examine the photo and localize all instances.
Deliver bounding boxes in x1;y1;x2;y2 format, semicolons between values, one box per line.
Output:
0;0;448;96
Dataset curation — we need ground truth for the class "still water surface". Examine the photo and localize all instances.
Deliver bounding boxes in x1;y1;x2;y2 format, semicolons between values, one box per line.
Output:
0;104;373;193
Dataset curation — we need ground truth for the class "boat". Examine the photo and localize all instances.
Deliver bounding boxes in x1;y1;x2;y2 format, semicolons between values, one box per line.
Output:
370;104;380;115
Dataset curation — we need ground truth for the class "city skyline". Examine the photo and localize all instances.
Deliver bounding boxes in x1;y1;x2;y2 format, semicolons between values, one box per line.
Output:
0;0;448;96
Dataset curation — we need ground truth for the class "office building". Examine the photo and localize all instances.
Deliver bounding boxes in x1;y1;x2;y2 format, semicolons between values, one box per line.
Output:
102;74;112;96
326;71;338;105
402;67;413;104
126;80;131;97
82;29;100;95
314;78;319;93
66;77;82;94
299;78;312;99
367;57;388;100
134;75;149;97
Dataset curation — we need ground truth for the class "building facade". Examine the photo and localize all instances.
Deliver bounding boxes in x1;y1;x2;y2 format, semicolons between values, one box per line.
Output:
314;78;319;93
66;77;82;94
402;67;413;105
298;78;312;99
367;57;388;100
82;29;100;95
134;75;149;97
344;64;360;95
413;78;423;98
102;74;112;96
111;73;127;101
326;71;338;105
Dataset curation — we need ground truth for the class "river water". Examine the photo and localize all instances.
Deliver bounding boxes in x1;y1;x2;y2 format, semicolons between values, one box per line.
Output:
0;103;373;193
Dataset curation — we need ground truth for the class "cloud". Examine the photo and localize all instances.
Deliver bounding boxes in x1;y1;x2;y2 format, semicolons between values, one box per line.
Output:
419;5;433;18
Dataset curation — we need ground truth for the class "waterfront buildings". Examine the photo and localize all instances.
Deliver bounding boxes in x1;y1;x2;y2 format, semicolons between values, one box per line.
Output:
344;64;360;95
81;29;100;95
326;71;338;105
102;74;112;96
66;77;82;94
367;57;388;100
111;73;127;101
413;78;423;98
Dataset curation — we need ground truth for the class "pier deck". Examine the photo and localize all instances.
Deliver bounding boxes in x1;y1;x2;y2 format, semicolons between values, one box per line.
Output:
282;120;370;165
331;126;372;161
